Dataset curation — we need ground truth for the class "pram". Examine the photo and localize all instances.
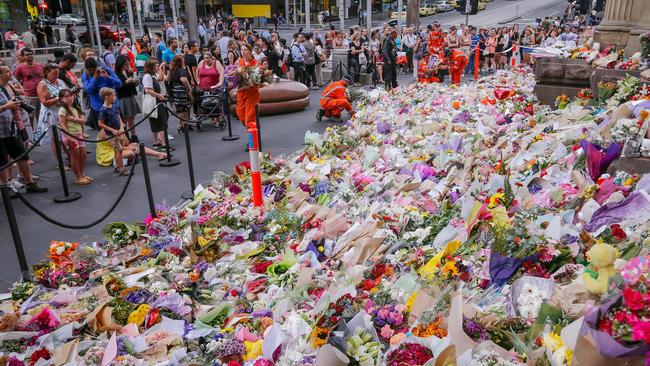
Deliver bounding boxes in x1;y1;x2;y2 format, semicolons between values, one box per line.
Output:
195;84;227;131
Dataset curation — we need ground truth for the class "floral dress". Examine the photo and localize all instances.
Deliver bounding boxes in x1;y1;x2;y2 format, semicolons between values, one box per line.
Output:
33;79;66;145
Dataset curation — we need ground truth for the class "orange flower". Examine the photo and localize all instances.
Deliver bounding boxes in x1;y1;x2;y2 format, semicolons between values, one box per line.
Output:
189;270;200;283
310;326;331;348
139;248;152;257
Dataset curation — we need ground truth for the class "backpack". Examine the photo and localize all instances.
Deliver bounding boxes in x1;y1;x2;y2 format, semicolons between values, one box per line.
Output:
285;44;297;67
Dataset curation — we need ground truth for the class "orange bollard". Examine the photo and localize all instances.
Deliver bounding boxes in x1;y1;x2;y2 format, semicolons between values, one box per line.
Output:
511;44;517;67
247;125;263;207
474;46;480;81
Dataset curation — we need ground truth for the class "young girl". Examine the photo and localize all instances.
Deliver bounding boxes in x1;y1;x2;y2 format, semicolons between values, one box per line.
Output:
59;89;90;185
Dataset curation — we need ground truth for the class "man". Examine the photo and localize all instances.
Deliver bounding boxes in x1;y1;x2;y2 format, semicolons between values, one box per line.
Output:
443;47;468;85
467;27;480;75
428;22;445;55
82;58;122;130
176;18;186;42
154;33;166;61
102;39;116;69
382;29;398;90
303;33;318;90
57;53;79;89
12;48;43;129
20;28;36;49
184;40;199;115
402;27;417;75
197;20;207;46
162;38;179;64
317;74;354;121
0;64;47;196
418;51;442;83
290;33;307;84
218;32;231;61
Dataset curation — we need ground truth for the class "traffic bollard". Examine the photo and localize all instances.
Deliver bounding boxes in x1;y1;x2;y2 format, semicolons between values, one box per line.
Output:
181;124;197;200
247;126;263;207
474;46;480;81
1;185;31;281
52;126;81;203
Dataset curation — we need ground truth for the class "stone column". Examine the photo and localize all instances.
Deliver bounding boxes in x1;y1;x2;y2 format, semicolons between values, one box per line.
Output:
625;0;650;56
594;0;637;49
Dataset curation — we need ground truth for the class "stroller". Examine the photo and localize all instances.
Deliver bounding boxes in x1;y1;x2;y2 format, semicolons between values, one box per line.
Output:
196;84;227;131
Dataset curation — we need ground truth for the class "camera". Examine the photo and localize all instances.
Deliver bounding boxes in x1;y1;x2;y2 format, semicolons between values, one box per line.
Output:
14;98;35;114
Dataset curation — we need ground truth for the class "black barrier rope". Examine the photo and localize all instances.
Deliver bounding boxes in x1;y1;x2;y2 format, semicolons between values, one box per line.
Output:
318;62;341;88
58;102;164;143
0;130;48;172
14;154;137;229
163;96;228;124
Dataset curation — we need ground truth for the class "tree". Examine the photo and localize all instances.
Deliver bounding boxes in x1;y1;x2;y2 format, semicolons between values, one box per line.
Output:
406;0;419;27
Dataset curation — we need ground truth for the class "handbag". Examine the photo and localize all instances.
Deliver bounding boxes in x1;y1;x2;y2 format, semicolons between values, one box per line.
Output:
142;93;158;119
396;51;407;65
358;52;368;66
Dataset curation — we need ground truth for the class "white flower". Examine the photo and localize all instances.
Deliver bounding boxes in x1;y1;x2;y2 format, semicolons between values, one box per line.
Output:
204;267;218;281
115;229;122;234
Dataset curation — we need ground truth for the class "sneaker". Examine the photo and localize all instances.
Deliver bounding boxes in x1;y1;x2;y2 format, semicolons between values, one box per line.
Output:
8;178;24;191
26;182;48;193
316;109;324;122
17;174;39;183
167;134;175;141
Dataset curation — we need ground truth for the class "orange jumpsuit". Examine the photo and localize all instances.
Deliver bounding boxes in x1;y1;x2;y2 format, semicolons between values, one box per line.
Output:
235;58;261;128
427;31;445;55
320;81;352;118
417;55;441;83
448;49;468;85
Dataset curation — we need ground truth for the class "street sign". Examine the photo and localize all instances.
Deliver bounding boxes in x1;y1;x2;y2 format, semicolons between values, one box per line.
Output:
465;0;470;13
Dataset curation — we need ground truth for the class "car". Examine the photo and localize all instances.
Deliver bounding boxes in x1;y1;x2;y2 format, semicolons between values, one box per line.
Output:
478;0;486;10
390;6;407;19
78;25;127;45
448;0;459;8
56;14;85;25
31;15;56;25
419;3;437;16
433;0;454;12
323;14;340;23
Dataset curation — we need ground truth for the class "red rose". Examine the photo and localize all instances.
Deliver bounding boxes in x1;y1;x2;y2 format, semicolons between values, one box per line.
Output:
623;288;645;311
610;224;627;241
252;260;273;274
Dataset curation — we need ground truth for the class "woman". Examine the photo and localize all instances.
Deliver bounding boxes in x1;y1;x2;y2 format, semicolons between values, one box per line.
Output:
499;27;511;68
460;27;471;57
446;26;460;49
65;25;76;44
142;60;170;149
167;54;193;131
252;44;265;63
486;29;497;72
35;64;66;156
58;89;90;184
521;27;535;65
314;38;326;86
197;50;225;126
115;55;141;142
235;43;261;129
544;30;558;47
494;28;504;69
349;32;364;85
360;28;369;45
226;39;240;66
261;37;282;77
332;32;345;49
412;35;425;80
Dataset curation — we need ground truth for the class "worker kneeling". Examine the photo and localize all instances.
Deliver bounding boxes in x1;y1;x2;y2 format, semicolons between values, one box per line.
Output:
444;47;468;85
418;51;442;84
317;74;355;121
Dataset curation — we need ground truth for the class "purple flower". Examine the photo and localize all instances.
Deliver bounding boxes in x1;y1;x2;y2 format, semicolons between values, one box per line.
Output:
305;239;326;262
194;261;209;273
377;121;392;134
452;111;470;124
123;288;152;305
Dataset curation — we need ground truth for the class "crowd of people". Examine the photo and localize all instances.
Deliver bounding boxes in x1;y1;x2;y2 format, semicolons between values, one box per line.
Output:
0;3;596;196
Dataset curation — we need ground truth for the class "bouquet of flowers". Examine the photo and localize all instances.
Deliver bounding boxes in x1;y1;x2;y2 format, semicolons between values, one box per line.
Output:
227;65;274;90
102;222;142;247
640;32;650;59
555;95;570;109
369;303;409;342
577;88;594;100
386;342;433;366
346;329;382;366
598;81;618;102
610;118;642;141
48;241;78;266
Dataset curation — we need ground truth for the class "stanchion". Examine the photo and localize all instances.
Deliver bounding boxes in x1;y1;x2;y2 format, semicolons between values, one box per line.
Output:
474;46;480;81
255;104;263;153
511;44;517;67
181;124;196;200
159;129;181;167
222;93;240;141
138;143;156;218
247;126;263;207
1;185;31;281
51;126;81;203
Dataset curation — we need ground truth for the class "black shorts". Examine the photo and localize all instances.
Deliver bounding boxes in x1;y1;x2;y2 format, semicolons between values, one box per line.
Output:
86;109;99;130
0;136;29;167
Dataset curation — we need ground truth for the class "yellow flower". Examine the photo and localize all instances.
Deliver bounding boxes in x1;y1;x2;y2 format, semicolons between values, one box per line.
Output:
441;261;459;277
127;304;150;326
405;291;418;313
543;332;563;351
488;193;505;208
243;340;263;361
624;178;635;186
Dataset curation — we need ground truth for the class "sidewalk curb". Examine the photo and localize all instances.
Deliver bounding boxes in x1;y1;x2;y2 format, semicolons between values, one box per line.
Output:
498;15;522;24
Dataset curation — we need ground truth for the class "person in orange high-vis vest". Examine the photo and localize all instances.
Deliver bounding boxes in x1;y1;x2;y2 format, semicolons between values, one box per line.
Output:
417;52;441;84
316;74;354;121
444;47;468;85
427;23;445;56
236;43;260;128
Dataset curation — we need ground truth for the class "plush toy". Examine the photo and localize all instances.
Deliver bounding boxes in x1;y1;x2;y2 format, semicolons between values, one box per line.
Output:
586;42;601;64
583;241;620;295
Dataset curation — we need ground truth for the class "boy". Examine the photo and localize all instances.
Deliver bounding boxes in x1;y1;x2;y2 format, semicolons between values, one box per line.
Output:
97;87;129;175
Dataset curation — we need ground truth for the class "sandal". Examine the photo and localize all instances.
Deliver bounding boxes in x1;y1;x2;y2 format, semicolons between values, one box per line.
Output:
114;167;130;176
84;176;94;182
158;154;171;161
75;177;92;185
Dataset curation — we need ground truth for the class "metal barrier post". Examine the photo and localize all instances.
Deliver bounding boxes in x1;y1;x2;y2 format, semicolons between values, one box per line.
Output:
474;46;480;81
1;185;31;281
138;143;156;218
52;126;82;203
159;129;181;167
181;124;197;200
222;92;240;141
255;104;263;153
247;126;263;207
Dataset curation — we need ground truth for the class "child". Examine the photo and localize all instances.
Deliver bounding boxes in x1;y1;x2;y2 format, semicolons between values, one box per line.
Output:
98;87;130;175
59;89;91;184
98;87;170;173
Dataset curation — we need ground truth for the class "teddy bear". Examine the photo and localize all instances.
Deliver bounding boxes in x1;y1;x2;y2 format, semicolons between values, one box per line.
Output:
582;241;620;295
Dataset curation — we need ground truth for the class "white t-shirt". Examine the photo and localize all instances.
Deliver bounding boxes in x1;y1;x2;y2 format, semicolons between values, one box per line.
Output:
218;36;230;60
142;73;154;89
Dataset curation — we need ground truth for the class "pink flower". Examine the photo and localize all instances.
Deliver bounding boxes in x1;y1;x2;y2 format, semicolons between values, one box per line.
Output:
390;312;404;325
395;304;407;313
623;288;645;311
378;308;390;319
380;324;395;339
632;322;650;344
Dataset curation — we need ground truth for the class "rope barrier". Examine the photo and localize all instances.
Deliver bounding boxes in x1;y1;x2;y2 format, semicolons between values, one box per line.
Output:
58;102;164;143
0;131;47;172
14;154;138;229
163;95;229;124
